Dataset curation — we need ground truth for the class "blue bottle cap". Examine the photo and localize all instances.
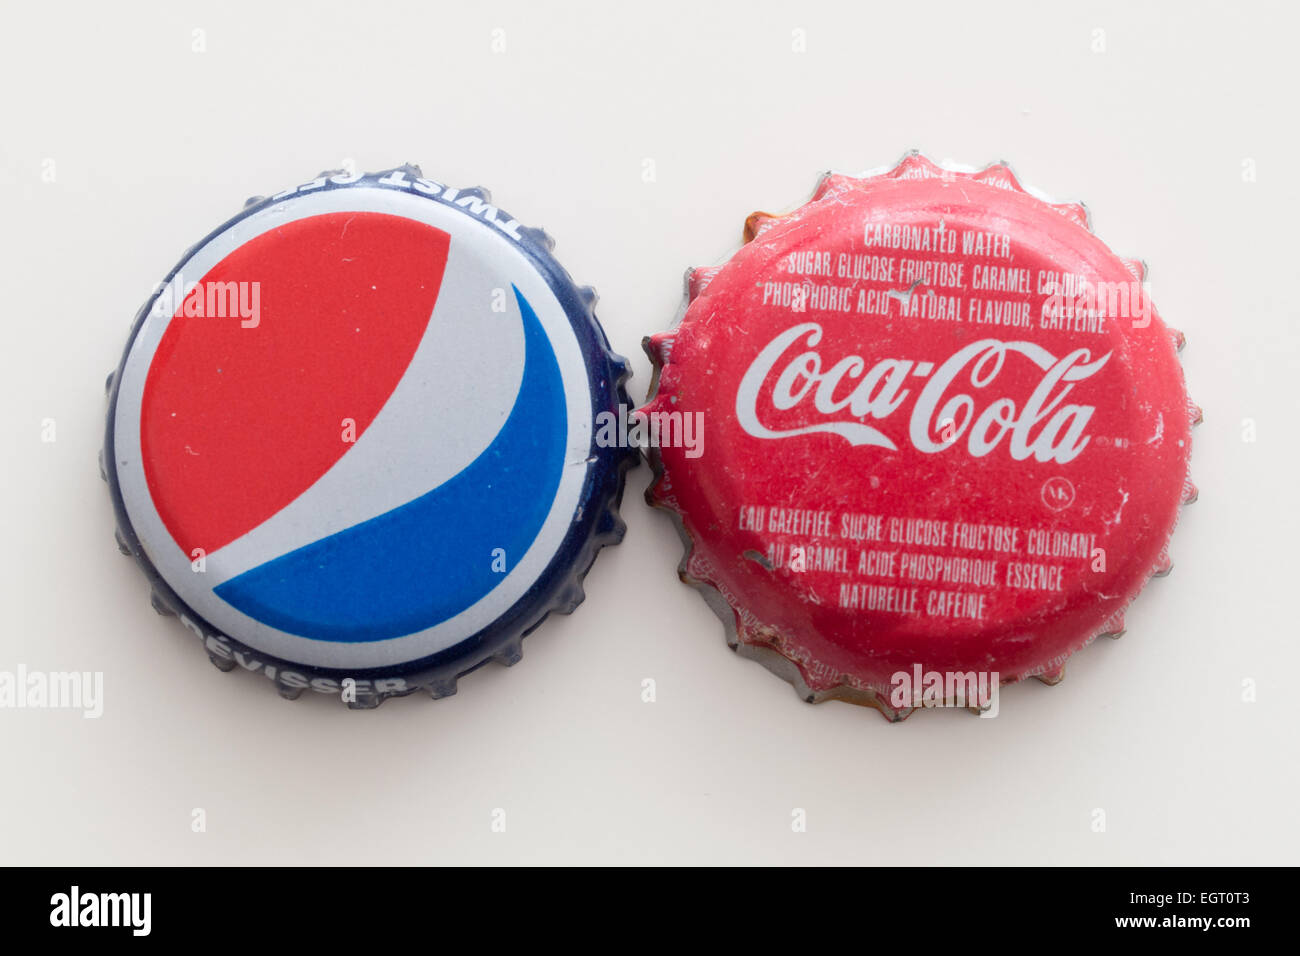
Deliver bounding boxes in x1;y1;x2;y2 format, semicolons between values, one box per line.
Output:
103;166;635;706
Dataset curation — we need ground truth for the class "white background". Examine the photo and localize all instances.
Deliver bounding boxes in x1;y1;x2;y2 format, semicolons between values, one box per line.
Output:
1;0;1296;865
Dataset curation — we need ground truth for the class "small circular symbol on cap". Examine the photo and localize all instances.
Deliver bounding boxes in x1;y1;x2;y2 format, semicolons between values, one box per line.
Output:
1041;476;1076;511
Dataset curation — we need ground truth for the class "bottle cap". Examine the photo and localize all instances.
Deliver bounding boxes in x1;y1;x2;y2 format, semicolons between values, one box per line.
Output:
641;153;1198;719
103;165;635;707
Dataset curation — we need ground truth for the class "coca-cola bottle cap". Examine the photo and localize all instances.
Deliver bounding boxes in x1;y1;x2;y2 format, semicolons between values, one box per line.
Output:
641;153;1199;720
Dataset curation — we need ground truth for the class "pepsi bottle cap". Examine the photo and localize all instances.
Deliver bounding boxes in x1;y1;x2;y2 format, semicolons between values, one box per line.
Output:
103;166;635;707
641;153;1199;720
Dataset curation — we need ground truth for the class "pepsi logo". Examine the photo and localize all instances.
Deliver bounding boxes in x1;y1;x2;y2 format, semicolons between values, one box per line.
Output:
109;176;613;675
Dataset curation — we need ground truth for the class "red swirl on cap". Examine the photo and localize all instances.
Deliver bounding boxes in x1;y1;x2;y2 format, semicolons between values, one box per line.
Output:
640;154;1199;719
141;212;449;557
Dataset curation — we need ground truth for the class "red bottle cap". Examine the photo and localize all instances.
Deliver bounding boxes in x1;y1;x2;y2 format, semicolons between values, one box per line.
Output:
641;154;1199;719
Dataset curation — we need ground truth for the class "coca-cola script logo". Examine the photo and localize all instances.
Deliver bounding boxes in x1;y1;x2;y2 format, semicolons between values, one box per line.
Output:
735;323;1112;463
